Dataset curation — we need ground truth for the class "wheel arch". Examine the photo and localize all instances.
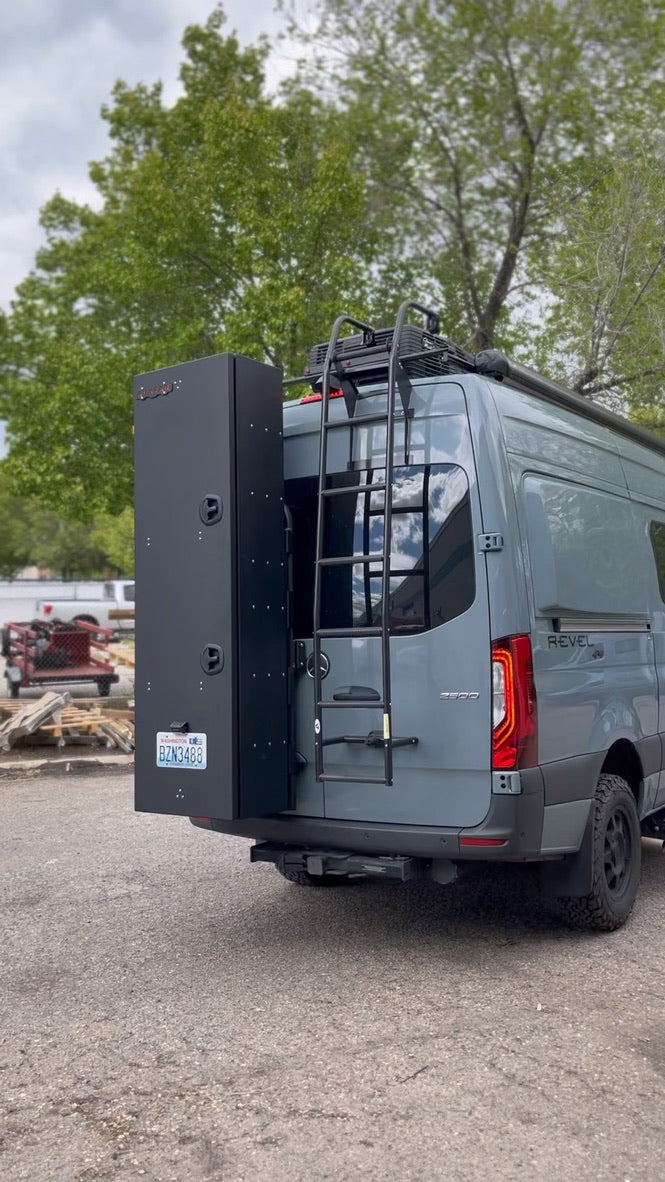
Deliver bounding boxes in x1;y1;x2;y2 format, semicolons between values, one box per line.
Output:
542;741;643;902
600;739;643;811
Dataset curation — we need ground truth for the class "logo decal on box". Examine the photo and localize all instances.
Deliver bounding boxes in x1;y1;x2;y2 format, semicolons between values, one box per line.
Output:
137;378;182;401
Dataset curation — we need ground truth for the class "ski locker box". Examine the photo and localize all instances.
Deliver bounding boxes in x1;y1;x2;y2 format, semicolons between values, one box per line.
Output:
134;353;288;819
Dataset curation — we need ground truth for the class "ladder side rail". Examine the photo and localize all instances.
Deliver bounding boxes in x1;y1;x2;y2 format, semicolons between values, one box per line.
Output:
313;313;375;780
362;483;373;626
421;465;432;630
382;300;441;783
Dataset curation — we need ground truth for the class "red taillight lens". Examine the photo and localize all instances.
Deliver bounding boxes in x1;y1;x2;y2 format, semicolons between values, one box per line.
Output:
299;389;344;403
491;635;537;770
43;603;53;616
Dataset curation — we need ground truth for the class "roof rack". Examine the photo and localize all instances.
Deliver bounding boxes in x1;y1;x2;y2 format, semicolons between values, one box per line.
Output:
304;324;476;394
283;316;665;461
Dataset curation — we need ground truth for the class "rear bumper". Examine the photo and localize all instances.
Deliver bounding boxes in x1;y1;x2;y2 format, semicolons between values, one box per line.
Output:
191;767;546;861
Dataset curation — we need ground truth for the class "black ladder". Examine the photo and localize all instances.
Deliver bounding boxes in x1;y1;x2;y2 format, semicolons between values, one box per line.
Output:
312;299;439;786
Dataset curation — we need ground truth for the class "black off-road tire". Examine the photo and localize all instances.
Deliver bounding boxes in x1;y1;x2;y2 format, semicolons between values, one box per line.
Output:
559;773;641;932
97;678;112;698
276;866;363;887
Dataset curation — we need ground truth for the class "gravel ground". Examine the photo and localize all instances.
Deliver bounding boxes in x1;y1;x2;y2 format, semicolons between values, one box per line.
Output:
2;772;665;1181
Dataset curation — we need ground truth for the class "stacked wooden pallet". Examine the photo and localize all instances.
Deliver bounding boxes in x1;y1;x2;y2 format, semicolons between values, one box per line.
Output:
90;638;135;669
0;692;135;753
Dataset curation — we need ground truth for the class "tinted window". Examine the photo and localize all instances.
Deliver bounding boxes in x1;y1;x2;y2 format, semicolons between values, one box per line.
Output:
286;464;474;637
524;476;647;615
650;521;665;602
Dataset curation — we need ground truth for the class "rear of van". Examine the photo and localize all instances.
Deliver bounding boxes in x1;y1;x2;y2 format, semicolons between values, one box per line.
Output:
214;371;543;862
135;314;654;931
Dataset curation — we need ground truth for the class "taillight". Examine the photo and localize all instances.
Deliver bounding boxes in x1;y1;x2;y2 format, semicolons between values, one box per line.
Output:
42;603;53;616
299;389;343;403
491;635;537;769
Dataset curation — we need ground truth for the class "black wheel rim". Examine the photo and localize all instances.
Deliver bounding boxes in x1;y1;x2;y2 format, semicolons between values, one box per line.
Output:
603;807;633;898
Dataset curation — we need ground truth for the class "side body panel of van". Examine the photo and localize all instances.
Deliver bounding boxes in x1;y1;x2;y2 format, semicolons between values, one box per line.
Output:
488;382;664;851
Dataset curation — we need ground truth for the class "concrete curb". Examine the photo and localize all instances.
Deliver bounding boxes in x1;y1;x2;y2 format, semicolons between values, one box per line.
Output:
0;754;134;779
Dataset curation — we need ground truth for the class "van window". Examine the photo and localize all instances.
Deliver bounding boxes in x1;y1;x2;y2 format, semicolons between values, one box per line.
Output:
649;522;665;602
286;464;474;637
524;476;646;615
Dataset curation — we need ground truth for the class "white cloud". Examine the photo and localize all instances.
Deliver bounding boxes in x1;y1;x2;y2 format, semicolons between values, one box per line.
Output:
0;0;289;310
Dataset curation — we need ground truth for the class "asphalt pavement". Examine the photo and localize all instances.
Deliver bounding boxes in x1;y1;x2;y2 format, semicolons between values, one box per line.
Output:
2;771;665;1181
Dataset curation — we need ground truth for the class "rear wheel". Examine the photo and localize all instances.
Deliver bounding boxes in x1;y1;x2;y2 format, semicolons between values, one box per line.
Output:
97;678;112;697
559;773;641;931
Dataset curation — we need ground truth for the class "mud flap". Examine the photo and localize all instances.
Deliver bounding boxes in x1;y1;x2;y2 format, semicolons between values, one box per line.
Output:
540;805;594;898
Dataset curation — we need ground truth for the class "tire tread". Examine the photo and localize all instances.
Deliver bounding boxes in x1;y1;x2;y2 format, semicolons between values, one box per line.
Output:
559;773;640;932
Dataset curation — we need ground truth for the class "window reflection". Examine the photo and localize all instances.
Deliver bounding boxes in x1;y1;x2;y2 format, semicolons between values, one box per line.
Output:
321;464;474;633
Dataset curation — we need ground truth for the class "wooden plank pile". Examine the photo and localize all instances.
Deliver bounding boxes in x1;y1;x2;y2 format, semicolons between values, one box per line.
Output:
90;637;135;669
0;692;135;753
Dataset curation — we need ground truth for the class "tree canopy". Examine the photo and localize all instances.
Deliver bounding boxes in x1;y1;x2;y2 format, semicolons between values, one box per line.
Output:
0;476;133;579
283;0;665;366
0;8;377;517
1;1;665;517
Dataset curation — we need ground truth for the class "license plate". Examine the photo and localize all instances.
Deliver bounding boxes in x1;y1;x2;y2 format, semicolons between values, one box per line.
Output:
156;731;207;770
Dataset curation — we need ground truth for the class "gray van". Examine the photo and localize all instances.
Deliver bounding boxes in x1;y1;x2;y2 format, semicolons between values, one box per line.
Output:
134;300;665;931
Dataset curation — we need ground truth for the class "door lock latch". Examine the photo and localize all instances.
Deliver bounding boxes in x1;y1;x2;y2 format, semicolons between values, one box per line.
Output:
200;644;224;675
199;495;223;525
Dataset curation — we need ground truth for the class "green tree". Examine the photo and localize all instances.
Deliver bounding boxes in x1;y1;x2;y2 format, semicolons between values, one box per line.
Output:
26;513;108;580
283;0;665;361
538;143;665;409
0;474;122;579
0;7;375;518
90;507;135;576
0;475;36;578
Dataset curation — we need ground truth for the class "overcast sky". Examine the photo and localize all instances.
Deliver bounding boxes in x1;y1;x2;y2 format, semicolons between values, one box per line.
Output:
0;0;299;312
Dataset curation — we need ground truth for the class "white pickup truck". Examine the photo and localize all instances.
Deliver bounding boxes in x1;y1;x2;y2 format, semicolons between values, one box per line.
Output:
34;579;135;632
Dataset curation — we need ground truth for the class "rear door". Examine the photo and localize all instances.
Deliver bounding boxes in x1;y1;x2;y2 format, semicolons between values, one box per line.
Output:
286;386;492;828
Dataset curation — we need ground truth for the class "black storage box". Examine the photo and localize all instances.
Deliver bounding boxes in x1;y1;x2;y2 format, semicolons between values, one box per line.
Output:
134;353;288;819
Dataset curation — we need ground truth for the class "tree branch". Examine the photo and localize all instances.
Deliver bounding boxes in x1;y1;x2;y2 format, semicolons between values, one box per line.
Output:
582;363;665;396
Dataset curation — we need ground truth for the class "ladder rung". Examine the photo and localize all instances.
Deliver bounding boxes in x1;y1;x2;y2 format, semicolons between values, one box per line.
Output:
324;411;389;430
375;503;422;515
317;700;385;710
318;554;384;567
322;483;387;497
319;773;390;785
316;626;383;638
364;568;425;578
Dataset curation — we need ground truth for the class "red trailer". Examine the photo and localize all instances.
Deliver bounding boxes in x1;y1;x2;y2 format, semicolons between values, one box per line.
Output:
2;619;119;698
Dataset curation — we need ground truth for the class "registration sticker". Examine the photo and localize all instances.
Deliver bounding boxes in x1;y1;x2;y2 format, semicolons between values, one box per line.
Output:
156;731;207;770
